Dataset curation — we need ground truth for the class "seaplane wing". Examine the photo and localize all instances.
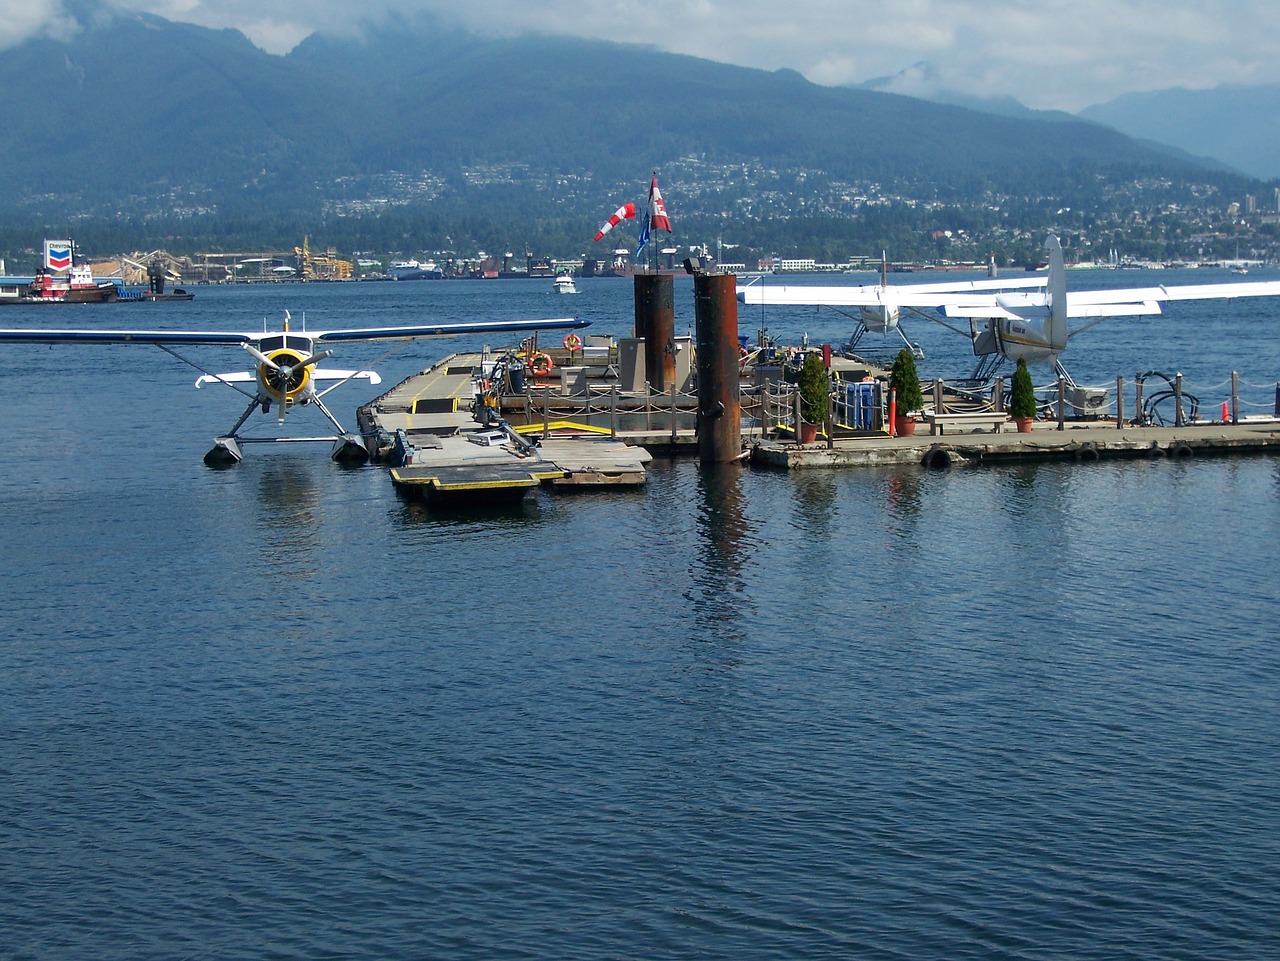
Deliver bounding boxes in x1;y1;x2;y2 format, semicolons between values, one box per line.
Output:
1067;280;1280;305
940;279;1280;320
940;294;1166;320
195;368;382;388
737;276;1045;307
0;316;588;346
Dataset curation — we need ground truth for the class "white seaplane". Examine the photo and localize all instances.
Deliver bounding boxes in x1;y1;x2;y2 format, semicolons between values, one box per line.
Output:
738;252;1047;358
0;311;589;465
739;236;1280;384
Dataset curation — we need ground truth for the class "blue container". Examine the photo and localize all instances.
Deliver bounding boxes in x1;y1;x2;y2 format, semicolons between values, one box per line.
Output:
844;382;877;430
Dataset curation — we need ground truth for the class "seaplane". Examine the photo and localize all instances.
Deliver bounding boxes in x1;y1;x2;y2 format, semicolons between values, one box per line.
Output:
0;311;589;465
739;236;1280;385
738;252;1048;359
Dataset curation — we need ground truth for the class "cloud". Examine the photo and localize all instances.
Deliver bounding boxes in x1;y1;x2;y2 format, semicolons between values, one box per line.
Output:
0;0;83;48
3;0;1280;111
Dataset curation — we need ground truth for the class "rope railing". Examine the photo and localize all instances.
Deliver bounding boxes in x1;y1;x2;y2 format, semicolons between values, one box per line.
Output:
505;363;1280;444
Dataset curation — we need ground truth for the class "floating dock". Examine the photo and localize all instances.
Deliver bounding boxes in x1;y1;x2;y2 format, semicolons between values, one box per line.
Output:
356;334;1280;498
357;349;653;504
751;418;1280;470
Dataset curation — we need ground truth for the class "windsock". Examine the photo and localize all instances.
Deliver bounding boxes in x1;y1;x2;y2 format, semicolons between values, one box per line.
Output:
594;202;636;241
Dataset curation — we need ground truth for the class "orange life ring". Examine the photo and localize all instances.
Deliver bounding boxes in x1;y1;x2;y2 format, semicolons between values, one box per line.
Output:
563;333;582;352
529;352;554;376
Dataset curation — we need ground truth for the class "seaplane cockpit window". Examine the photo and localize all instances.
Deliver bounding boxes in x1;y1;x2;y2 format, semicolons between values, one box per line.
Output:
259;335;314;352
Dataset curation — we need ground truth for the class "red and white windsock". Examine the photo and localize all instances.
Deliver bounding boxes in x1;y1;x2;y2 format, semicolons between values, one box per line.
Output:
648;176;672;233
594;202;636;241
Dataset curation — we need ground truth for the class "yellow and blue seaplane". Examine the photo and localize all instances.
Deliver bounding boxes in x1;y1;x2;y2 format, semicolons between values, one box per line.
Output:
0;311;588;465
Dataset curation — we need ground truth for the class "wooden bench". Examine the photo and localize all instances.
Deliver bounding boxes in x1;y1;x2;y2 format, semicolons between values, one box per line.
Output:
926;410;1010;436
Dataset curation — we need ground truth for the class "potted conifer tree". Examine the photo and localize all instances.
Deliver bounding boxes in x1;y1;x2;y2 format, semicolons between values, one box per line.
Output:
796;352;829;444
1009;356;1038;432
888;348;924;437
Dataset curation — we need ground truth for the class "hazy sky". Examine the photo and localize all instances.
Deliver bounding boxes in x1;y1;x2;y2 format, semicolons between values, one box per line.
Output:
7;0;1280;111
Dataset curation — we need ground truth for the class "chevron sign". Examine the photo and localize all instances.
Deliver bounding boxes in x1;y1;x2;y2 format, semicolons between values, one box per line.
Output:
45;240;72;271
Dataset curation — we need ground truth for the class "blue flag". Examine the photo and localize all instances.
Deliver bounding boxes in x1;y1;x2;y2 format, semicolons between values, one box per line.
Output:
635;212;651;258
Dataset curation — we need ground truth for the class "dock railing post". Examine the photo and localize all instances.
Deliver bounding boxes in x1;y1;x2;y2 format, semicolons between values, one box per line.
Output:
670;380;678;445
1116;375;1124;429
610;384;618;440
1135;375;1144;426
933;378;944;419
542;384;550;440
1231;370;1239;424
1057;376;1066;431
793;388;803;445
826;376;834;450
993;376;1004;414
1175;372;1185;427
888;387;897;436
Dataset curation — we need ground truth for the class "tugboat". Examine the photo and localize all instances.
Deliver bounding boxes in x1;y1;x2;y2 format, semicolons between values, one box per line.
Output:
2;264;119;304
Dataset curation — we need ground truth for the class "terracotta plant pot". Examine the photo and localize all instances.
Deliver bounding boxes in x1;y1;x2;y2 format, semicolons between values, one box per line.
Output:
894;415;916;437
799;421;819;444
1014;416;1035;433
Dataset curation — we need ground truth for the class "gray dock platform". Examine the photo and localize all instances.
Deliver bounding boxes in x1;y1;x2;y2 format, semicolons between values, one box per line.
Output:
357;351;653;504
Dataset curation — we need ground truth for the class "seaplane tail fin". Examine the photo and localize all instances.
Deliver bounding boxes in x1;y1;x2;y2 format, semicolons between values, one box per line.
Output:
1045;235;1068;353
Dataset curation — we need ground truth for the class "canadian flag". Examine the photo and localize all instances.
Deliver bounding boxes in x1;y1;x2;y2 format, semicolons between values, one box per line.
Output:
593;202;636;241
648;176;671;233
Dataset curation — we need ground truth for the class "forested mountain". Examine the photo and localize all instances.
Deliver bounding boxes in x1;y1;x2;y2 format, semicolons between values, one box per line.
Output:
0;4;1268;261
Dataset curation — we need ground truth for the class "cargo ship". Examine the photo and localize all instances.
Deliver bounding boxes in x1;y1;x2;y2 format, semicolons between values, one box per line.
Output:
386;259;444;280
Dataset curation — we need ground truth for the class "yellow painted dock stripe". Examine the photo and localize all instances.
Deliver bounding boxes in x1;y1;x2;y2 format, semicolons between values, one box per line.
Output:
511;420;612;436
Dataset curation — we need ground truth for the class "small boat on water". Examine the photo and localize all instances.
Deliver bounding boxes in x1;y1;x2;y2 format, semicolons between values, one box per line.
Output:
553;272;577;294
0;265;119;304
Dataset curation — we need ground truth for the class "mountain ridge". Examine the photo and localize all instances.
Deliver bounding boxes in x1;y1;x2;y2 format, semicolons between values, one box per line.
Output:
1079;84;1280;180
0;6;1270;261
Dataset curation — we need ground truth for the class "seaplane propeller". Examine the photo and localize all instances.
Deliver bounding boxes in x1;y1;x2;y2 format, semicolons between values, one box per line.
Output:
243;342;334;423
0;310;591;465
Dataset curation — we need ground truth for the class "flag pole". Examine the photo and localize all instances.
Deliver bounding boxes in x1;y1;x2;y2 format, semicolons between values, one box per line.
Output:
648;169;655;274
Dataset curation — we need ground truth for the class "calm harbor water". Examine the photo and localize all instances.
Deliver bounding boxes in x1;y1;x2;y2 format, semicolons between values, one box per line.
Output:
2;274;1278;959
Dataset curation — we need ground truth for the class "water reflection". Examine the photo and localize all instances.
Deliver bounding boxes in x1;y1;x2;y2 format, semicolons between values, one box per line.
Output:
685;463;754;643
882;468;923;544
999;462;1070;518
393;489;541;528
254;458;323;578
789;470;840;538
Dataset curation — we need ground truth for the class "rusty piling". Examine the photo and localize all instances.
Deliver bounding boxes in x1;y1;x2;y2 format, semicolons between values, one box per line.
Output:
633;273;675;393
693;271;742;464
